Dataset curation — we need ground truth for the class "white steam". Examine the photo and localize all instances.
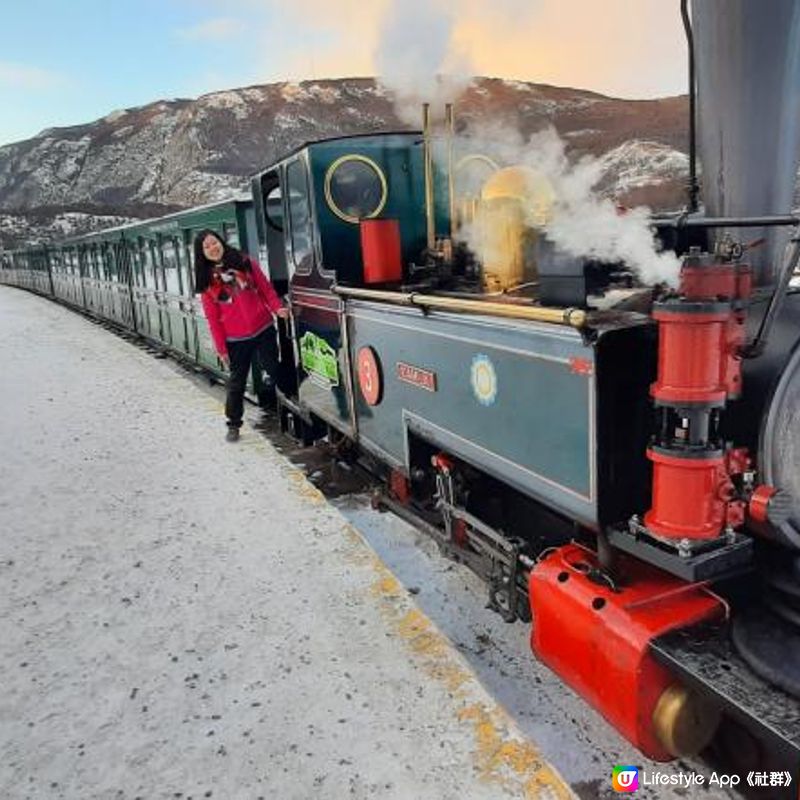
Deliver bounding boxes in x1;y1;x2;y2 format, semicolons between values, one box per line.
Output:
454;124;682;287
375;0;473;126
374;0;680;287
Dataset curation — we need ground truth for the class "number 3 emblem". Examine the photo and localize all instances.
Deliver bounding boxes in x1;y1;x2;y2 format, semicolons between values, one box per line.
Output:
357;346;382;406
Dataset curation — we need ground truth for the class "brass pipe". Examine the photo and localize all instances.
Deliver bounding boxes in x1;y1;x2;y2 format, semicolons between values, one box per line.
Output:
445;103;455;237
422;103;435;251
333;285;587;328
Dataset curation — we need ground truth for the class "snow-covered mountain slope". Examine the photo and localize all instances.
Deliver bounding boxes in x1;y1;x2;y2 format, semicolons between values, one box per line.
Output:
0;77;692;247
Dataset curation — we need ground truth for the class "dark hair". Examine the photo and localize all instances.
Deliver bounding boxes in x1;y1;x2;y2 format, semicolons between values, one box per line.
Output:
193;229;250;293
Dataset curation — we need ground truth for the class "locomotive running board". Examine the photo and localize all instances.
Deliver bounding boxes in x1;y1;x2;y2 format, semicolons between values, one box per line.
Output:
651;620;800;788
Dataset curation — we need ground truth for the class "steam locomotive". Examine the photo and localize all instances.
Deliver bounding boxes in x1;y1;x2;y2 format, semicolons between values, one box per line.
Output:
2;0;800;788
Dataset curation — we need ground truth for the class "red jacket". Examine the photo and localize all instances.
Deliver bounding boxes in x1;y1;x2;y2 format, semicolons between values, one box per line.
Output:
200;257;283;357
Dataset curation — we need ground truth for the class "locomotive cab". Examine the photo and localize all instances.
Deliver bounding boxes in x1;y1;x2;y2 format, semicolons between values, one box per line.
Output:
252;133;431;290
251;132;452;440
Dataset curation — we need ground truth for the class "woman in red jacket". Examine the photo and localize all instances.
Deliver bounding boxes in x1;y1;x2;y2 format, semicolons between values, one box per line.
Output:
194;229;289;441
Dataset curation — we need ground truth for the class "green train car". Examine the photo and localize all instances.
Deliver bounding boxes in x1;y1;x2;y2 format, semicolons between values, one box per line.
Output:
1;197;257;376
1;245;53;295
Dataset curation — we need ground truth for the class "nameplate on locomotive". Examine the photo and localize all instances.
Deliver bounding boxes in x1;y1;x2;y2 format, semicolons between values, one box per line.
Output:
396;362;437;392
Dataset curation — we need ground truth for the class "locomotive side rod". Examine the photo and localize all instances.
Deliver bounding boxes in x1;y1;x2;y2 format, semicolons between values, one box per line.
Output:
373;488;534;623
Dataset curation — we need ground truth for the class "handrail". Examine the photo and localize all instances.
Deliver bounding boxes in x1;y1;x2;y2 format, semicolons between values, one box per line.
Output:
332;285;587;328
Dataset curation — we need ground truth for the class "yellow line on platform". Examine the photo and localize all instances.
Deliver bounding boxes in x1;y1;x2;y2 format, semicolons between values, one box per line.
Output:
277;462;576;798
342;521;576;800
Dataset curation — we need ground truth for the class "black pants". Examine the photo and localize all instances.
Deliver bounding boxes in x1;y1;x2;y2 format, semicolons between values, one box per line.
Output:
225;326;279;428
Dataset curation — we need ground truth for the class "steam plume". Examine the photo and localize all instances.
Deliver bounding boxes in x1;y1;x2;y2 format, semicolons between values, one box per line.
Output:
375;0;473;125
374;0;680;286
455;123;681;287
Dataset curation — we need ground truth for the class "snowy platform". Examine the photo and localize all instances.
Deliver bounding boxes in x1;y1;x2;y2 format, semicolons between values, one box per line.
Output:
0;288;573;800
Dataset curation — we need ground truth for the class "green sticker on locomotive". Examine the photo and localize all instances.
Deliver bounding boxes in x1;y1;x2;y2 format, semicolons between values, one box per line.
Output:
300;332;339;386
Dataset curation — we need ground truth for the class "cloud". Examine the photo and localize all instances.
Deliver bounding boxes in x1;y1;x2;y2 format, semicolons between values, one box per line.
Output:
177;17;245;42
0;62;66;91
252;0;685;99
258;0;385;81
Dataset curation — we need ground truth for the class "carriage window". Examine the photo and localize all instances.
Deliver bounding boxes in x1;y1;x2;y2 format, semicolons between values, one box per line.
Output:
183;240;195;293
131;241;144;287
143;241;157;288
89;244;103;280
223;222;239;249
100;248;108;280
108;247;119;280
100;247;108;279
130;241;141;286
152;242;166;290
286;160;313;272
162;238;181;294
324;155;387;223
264;185;283;231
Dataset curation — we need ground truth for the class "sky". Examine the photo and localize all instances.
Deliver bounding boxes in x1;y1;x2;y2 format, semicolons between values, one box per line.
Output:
1;0;687;147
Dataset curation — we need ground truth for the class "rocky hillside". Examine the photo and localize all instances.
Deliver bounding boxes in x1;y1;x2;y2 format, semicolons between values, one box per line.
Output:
0;77;693;247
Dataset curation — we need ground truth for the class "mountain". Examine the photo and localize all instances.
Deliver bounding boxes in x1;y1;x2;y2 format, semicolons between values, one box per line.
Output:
0;77;693;248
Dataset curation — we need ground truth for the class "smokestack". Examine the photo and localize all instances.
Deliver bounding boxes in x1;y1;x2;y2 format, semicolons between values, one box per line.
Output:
445;103;455;238
691;0;800;285
423;103;435;252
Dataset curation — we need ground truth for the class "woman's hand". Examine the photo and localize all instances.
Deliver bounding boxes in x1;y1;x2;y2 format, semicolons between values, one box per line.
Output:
221;354;230;369
276;307;290;320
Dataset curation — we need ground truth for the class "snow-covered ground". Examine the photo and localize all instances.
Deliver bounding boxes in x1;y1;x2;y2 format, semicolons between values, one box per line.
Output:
0;288;572;800
0;287;735;800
